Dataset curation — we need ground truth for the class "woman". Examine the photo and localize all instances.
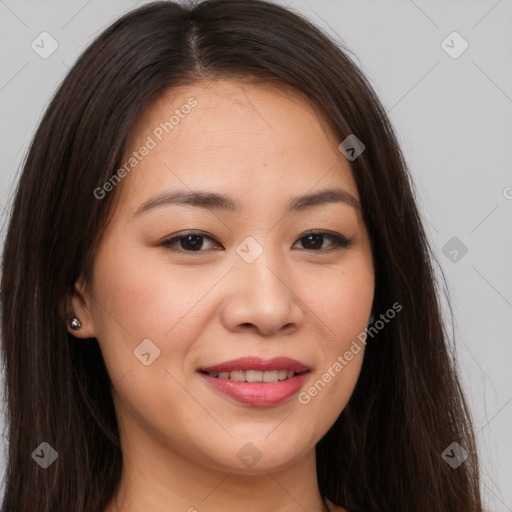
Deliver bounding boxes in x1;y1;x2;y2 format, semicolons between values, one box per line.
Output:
0;1;483;511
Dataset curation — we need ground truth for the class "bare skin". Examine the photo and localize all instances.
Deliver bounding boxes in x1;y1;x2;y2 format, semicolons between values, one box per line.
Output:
70;79;374;512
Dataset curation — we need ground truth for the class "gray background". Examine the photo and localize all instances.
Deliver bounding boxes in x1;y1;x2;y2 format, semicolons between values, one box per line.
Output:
0;0;511;509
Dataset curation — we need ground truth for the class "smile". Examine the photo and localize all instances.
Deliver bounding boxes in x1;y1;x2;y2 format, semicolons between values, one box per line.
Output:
202;369;300;382
197;357;311;407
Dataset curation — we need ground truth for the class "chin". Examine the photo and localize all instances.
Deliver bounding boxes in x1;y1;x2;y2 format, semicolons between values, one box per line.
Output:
195;433;317;474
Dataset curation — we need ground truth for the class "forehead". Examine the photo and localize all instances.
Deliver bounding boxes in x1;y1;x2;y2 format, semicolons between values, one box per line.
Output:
115;79;359;215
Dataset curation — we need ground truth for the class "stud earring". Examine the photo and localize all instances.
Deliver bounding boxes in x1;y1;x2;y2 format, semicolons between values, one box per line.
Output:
69;317;82;331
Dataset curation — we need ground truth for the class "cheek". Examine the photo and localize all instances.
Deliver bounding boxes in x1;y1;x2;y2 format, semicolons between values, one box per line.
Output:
297;251;374;341
88;242;233;389
294;252;372;414
88;250;210;440
295;262;370;421
297;350;363;441
90;239;209;337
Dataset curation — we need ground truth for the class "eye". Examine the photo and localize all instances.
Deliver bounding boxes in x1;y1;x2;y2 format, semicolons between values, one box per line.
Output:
160;231;221;253
293;230;354;252
160;230;354;254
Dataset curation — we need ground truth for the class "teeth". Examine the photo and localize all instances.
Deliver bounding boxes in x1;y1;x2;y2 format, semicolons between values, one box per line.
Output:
206;369;299;382
263;370;279;383
230;370;245;382
246;370;263;382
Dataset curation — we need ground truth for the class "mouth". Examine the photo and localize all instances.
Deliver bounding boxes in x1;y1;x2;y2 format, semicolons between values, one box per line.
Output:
197;357;311;407
200;368;304;382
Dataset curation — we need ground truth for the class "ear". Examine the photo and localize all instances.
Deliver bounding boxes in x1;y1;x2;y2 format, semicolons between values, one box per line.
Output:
65;277;97;339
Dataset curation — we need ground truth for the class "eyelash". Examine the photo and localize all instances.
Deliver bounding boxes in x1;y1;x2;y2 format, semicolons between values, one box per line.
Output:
160;230;354;254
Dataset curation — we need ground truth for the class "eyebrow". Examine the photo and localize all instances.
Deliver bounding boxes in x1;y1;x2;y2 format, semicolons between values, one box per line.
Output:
133;187;360;217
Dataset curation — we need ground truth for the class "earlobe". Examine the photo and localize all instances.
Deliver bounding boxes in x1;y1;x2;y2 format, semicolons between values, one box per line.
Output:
66;278;96;339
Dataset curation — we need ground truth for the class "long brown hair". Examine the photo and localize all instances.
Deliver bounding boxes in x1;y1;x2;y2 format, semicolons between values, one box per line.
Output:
0;1;482;511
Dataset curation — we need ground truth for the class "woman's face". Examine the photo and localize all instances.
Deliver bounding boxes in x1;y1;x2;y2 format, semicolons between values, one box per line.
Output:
72;79;374;473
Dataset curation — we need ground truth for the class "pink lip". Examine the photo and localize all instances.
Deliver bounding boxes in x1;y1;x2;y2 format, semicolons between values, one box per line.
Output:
200;372;310;407
198;356;310;373
197;356;311;407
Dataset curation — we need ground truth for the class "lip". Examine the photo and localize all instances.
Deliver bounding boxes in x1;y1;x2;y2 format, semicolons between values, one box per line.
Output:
198;356;310;373
200;372;310;407
197;356;311;407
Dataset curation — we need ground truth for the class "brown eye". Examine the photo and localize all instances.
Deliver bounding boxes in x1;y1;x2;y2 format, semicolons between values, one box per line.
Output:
161;232;221;252
160;230;353;254
294;231;354;251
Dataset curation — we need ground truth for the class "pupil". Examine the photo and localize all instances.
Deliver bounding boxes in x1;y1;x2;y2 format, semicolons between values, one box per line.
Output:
182;235;203;251
305;234;322;249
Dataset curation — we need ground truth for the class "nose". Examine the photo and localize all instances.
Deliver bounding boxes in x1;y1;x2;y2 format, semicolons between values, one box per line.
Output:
220;245;304;337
